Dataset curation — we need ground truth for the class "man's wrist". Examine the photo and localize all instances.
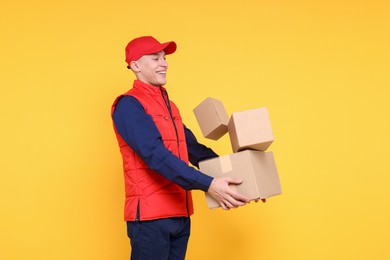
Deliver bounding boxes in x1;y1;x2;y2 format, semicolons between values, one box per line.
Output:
197;173;214;192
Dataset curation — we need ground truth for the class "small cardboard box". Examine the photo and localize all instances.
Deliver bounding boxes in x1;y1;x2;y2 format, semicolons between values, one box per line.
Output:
199;150;282;209
193;97;229;140
228;107;274;152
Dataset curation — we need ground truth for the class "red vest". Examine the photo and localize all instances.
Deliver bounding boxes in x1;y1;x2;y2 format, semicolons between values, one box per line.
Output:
111;80;194;221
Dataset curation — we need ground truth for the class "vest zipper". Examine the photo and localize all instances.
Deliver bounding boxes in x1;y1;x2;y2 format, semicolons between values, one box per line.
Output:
159;87;181;159
159;87;189;216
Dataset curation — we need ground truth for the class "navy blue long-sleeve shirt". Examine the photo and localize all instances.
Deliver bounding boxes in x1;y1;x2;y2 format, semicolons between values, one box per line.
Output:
112;95;217;192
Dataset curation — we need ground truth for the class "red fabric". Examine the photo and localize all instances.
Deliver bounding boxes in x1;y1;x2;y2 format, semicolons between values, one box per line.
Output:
112;80;193;221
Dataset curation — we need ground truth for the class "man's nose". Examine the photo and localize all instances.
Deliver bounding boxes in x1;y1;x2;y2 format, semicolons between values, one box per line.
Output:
160;58;168;67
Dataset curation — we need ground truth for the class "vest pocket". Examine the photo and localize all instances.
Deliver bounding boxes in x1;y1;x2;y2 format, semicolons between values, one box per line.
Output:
150;113;177;141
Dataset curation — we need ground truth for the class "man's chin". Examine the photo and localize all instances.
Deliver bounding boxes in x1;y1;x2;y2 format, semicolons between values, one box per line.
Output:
158;80;167;86
150;81;166;87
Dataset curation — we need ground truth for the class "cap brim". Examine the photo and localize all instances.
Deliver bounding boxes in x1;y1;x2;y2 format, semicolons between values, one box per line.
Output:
162;41;177;55
143;41;177;56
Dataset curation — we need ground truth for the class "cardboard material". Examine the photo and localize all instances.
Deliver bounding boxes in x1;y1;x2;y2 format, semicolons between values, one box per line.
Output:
193;97;229;140
200;150;282;209
228;107;274;152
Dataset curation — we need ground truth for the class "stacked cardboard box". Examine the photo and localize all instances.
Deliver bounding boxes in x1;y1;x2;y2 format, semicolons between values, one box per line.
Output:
193;97;282;209
193;97;229;140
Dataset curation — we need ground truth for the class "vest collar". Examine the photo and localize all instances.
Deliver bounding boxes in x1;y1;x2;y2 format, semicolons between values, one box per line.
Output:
133;80;166;96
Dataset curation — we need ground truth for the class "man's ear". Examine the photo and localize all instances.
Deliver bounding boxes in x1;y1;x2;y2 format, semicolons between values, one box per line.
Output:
130;61;141;72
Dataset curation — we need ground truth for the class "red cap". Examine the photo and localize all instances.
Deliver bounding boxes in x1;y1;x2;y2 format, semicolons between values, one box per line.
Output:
125;36;177;65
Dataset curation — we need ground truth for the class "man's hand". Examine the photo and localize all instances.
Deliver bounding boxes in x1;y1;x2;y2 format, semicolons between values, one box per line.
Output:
207;177;249;210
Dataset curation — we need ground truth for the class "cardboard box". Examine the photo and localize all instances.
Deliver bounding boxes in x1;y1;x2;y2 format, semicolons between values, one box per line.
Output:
228;107;274;152
199;150;282;209
193;97;229;140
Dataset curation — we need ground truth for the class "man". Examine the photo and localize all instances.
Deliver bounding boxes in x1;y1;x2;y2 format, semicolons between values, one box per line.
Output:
111;36;249;260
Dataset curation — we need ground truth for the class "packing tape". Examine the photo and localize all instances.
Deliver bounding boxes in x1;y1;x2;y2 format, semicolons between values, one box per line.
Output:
219;155;233;173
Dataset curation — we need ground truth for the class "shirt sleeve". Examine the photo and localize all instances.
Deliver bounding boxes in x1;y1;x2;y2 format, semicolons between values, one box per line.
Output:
112;96;214;192
184;125;219;168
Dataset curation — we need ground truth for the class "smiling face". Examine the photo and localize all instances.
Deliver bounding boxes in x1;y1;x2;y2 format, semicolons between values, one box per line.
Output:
131;51;168;87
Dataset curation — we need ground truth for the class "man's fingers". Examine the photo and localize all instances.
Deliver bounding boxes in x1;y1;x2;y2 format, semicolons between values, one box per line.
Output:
229;191;249;203
220;195;246;209
226;178;250;202
228;195;247;208
220;203;228;210
226;178;243;185
221;199;234;210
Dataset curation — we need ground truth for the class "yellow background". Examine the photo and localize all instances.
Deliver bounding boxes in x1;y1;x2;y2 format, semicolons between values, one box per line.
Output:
1;0;389;259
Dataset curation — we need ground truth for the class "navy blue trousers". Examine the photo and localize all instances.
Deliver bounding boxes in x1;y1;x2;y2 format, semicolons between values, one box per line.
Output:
127;217;191;260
